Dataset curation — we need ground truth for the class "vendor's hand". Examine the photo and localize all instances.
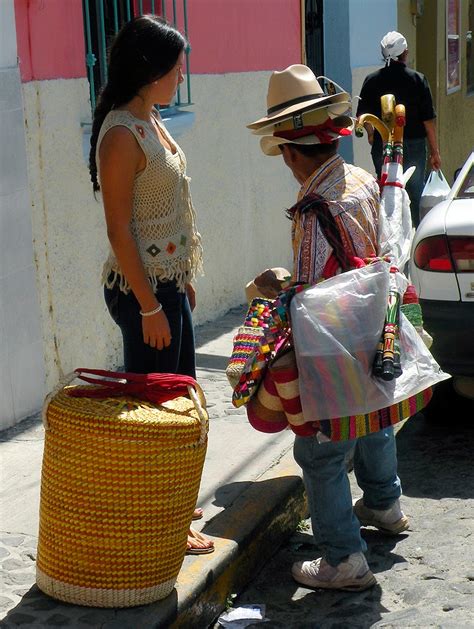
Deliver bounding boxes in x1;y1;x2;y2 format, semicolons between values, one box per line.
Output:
430;150;441;170
142;310;171;350
254;269;284;299
186;283;196;311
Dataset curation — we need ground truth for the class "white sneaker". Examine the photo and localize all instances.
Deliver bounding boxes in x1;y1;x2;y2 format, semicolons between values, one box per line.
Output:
354;498;409;535
292;552;376;592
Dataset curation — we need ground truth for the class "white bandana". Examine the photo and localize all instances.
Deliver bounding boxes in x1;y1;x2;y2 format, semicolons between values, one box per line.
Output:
380;31;407;66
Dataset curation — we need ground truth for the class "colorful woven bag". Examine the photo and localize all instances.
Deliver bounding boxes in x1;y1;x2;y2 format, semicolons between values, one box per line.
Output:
36;369;208;608
226;298;275;389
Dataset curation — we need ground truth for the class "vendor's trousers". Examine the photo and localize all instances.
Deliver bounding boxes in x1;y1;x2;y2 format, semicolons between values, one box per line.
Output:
294;427;401;566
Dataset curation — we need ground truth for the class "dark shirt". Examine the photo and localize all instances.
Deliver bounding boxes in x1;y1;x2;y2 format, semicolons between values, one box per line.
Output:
356;62;436;147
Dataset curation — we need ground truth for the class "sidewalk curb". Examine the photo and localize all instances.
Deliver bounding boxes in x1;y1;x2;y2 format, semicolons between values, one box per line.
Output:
153;448;307;628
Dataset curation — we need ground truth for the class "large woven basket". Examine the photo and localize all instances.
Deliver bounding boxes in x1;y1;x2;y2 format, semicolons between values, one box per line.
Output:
36;375;208;608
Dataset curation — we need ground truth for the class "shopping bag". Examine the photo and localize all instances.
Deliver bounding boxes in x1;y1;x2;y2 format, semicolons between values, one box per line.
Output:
290;260;450;421
419;170;451;221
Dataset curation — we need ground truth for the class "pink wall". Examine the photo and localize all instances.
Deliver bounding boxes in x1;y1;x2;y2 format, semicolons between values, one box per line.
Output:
13;0;300;82
187;0;302;74
14;0;86;82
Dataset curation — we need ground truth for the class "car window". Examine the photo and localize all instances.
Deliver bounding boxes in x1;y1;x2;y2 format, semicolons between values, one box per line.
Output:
455;165;474;199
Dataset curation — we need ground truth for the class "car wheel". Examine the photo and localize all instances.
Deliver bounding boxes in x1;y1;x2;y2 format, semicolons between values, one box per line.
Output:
422;378;474;423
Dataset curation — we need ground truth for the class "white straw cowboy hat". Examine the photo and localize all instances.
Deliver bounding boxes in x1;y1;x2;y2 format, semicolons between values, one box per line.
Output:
247;64;351;130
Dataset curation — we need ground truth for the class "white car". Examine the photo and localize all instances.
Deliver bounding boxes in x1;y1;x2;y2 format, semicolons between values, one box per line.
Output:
410;151;474;406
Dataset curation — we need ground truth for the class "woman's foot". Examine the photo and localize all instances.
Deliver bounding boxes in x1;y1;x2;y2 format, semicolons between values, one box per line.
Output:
192;507;204;521
186;528;214;555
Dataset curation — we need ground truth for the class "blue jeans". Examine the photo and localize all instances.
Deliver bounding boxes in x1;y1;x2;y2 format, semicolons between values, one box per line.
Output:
104;280;196;377
293;427;401;566
372;137;427;228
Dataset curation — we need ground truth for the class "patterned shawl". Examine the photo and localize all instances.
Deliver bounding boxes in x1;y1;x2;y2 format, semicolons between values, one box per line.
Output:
290;154;380;283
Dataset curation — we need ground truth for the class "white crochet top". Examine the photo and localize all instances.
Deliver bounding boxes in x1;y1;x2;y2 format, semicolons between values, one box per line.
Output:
97;109;203;293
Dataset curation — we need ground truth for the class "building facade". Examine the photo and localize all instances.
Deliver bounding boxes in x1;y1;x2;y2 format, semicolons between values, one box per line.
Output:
1;0;473;428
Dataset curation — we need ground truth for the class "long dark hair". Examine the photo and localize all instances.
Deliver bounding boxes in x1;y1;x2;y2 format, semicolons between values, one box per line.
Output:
89;15;186;192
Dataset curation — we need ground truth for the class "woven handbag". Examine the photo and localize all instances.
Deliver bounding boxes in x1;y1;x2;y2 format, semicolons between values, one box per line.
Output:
226;298;274;388
36;369;208;608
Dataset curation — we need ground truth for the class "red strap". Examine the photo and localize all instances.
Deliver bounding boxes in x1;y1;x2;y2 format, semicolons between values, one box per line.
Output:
378;172;404;191
67;368;198;406
274;118;352;144
322;253;366;279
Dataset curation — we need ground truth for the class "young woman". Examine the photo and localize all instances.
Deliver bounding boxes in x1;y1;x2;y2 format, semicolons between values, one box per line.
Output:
89;15;212;555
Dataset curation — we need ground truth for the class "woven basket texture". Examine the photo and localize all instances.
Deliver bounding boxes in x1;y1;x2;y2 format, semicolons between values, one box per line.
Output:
36;385;208;608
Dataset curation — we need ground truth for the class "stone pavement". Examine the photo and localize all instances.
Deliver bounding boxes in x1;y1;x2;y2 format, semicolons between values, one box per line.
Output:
225;410;474;628
0;307;306;628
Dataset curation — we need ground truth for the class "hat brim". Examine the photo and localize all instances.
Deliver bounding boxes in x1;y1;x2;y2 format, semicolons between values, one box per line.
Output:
251;100;352;136
245;267;291;302
259;115;354;156
247;92;350;130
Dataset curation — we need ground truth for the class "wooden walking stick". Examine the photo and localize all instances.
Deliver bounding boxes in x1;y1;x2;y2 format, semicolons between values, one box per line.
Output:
366;96;406;381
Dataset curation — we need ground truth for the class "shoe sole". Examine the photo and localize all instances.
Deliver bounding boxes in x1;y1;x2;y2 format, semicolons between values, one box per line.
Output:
356;513;409;535
292;570;376;592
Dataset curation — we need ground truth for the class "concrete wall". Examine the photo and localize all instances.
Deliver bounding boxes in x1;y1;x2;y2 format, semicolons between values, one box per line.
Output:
0;0;45;429
436;0;474;181
417;0;474;182
1;0;298;424
347;0;398;171
20;73;294;394
21;78;121;393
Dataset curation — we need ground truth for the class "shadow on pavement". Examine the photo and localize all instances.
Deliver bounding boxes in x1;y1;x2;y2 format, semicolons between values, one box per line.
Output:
0;583;179;628
196;352;230;371
213;480;253;508
0;414;43;443
236;531;405;629
395;411;474;499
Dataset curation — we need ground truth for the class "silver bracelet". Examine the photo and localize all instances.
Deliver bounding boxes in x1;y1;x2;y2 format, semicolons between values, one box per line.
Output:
139;303;163;317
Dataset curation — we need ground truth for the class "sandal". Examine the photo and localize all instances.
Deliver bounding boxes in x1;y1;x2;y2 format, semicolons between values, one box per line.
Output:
192;507;204;521
186;528;214;555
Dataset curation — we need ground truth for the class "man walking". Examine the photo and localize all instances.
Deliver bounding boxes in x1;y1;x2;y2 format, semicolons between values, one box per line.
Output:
247;65;409;592
356;31;441;227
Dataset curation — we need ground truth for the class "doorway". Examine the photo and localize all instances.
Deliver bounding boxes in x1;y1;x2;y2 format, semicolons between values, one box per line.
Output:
305;0;324;77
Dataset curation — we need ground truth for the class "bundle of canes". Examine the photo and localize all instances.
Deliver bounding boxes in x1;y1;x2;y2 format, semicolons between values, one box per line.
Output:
373;276;403;381
356;95;407;381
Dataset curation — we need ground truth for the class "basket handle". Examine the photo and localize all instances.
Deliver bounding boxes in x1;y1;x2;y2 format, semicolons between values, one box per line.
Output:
42;370;208;442
186;383;208;445
42;371;78;430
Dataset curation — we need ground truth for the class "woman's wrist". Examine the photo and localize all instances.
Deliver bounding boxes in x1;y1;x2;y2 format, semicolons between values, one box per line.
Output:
140;303;162;317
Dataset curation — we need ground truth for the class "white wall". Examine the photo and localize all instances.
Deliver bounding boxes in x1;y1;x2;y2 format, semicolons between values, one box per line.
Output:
20;72;294;398
22;78;122;394
177;73;295;316
0;1;46;430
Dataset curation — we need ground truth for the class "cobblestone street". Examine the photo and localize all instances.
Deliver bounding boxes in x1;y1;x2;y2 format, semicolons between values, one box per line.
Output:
228;410;474;628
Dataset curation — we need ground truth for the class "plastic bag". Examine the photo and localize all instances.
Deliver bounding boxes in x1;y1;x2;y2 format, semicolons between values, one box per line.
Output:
378;162;414;269
290;261;450;420
419;170;451;221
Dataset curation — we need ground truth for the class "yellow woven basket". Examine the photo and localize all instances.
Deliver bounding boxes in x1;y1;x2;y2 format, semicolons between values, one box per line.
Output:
36;380;208;608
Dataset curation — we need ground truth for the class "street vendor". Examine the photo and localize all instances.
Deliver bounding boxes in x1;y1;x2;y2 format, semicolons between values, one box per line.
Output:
247;65;409;592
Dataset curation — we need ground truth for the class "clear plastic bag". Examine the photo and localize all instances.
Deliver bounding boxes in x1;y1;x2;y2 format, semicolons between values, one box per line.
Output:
419;170;451;220
378;162;414;269
290;261;449;420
